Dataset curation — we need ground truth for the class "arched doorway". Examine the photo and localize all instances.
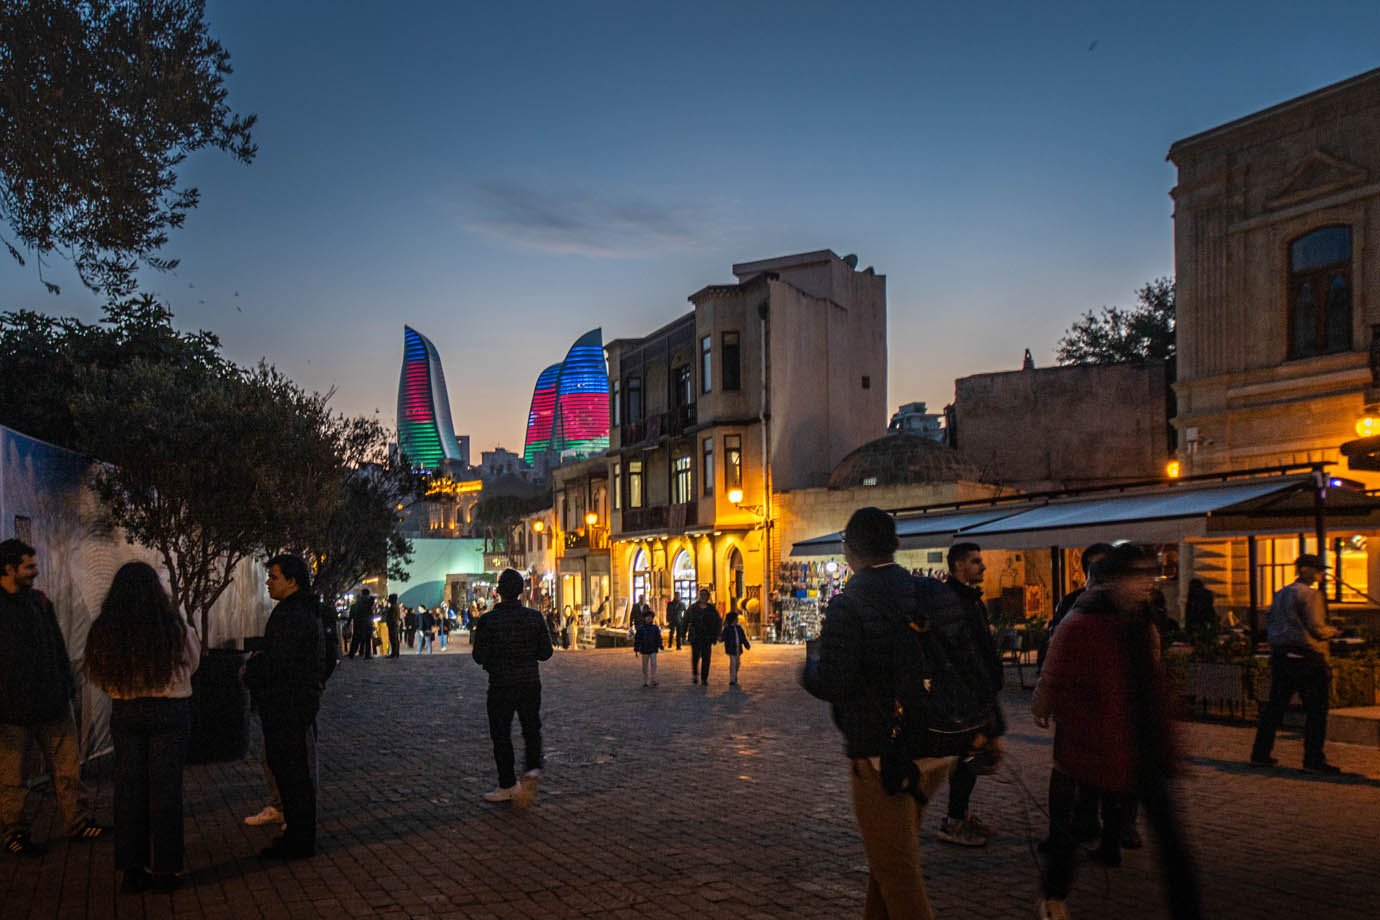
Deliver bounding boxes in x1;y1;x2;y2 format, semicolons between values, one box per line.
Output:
630;548;651;625
727;547;745;602
672;550;697;608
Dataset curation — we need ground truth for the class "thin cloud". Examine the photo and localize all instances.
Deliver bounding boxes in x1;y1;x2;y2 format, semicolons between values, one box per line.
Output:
463;180;707;258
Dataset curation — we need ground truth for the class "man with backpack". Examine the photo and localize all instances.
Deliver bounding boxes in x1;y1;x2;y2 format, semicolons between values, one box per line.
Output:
806;508;1004;918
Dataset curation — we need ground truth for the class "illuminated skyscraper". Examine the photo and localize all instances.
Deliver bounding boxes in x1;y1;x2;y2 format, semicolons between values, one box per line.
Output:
523;363;562;464
397;326;464;470
522;328;610;465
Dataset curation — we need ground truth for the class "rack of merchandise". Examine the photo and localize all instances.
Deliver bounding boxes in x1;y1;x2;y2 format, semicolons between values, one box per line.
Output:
771;559;851;642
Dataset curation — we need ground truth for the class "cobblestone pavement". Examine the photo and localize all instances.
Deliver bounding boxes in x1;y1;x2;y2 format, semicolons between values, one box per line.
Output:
4;643;1379;919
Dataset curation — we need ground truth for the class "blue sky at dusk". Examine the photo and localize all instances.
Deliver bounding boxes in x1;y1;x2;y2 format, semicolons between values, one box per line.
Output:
4;1;1380;453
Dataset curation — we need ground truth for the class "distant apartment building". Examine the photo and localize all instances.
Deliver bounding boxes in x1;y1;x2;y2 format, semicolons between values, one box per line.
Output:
887;401;945;441
605;249;887;634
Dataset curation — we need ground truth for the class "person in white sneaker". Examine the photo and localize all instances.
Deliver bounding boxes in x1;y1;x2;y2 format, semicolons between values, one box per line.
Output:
473;569;552;806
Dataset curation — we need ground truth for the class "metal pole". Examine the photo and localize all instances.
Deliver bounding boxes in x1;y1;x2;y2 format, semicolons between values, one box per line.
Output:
1312;466;1329;597
1247;535;1259;646
759;300;772;639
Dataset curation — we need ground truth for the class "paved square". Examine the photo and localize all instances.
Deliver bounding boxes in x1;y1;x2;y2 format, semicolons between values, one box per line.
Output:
3;643;1378;918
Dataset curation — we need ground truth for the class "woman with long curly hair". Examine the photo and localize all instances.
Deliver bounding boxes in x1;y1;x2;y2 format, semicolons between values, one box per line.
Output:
85;562;200;894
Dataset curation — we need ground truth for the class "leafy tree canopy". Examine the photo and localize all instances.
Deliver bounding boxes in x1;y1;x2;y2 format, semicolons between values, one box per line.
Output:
0;0;256;296
1056;277;1176;366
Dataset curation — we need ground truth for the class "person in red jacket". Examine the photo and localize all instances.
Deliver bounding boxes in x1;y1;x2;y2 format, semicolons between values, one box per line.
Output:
1032;544;1201;920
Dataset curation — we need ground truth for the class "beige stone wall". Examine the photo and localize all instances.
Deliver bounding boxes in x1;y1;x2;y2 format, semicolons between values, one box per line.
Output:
952;362;1171;489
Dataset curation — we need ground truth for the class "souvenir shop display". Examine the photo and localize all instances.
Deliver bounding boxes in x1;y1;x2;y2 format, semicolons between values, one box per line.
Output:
770;558;850;642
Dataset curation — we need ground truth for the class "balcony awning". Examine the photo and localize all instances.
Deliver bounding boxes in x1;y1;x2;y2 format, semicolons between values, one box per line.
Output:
788;474;1380;556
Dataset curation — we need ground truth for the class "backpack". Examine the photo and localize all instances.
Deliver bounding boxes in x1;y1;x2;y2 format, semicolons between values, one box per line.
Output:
888;577;993;759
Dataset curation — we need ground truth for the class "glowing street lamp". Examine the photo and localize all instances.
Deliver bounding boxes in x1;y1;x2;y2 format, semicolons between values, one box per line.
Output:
533;520;545;533
585;512;599;527
1165;460;1182;479
727;488;744;505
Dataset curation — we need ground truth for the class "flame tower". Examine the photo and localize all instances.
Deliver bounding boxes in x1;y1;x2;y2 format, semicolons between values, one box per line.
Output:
522;328;610;464
397;326;463;469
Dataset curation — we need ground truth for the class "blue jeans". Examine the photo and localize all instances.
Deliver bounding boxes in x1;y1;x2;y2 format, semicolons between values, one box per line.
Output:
417;633;432;654
111;698;191;873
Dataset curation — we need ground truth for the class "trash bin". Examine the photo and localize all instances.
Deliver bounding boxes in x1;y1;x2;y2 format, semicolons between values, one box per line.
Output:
187;648;251;764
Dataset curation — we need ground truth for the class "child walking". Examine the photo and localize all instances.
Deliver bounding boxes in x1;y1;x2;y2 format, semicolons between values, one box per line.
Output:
633;608;662;687
721;609;750;686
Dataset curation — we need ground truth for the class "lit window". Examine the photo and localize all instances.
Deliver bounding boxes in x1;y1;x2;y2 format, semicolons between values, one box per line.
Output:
725;435;742;489
613;462;621;510
702;437;714;496
700;335;712;393
628;459;644;509
673;454;693;504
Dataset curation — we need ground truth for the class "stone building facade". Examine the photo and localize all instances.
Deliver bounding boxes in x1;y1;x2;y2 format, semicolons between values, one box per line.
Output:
951;361;1173;491
604;249;888;634
1168;67;1380;613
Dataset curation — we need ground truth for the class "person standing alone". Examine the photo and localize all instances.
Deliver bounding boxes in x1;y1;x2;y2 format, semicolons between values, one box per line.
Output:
686;588;721;686
347;588;374;660
1250;553;1341;773
473;569;553;805
385;594;402;659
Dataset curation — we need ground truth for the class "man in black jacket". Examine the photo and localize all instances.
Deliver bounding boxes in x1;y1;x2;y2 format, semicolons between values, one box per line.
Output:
935;542;1005;848
243;554;323;860
686;588;721;685
0;539;109;856
809;509;1004;917
666;595;686;651
347;588;374;659
473;569;553;806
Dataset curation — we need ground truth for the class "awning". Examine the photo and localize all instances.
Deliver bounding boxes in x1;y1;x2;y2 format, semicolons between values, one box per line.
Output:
789;474;1380;555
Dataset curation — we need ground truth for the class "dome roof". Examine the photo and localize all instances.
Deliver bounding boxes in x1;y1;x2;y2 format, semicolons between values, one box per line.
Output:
828;433;980;489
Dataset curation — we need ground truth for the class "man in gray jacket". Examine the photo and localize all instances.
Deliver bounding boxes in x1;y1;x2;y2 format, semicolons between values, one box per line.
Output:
1250;553;1340;773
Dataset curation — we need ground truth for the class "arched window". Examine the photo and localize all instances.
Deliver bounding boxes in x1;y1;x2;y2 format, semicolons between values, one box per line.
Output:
672;550;697;607
727;547;745;602
1289;225;1352;358
630;549;651;624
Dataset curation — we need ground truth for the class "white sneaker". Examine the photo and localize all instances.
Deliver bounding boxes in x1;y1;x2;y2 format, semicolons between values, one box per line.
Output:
1036;898;1071;920
482;785;518;803
243;805;283;827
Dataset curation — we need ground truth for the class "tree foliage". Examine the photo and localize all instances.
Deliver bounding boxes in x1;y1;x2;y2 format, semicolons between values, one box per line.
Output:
1056;277;1176;366
0;0;256;296
0;301;412;637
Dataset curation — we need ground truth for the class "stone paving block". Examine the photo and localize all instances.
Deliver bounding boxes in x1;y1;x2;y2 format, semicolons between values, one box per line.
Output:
3;647;1380;918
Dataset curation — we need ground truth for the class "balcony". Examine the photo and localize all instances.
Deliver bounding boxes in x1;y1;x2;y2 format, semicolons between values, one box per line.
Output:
620;502;697;535
563;529;610;552
621;404;697;446
667;402;697;436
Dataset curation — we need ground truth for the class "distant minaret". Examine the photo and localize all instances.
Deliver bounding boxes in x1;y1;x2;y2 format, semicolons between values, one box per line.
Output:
1022;348;1035;370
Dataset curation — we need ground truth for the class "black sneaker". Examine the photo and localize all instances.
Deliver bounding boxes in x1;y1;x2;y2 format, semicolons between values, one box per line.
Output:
120;868;149;894
5;832;47;857
1249;755;1278;767
1301;761;1342;775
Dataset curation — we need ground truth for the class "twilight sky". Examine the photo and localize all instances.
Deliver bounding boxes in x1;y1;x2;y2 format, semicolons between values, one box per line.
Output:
5;1;1380;454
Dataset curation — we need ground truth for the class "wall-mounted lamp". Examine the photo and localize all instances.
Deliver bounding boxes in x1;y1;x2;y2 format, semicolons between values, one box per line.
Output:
728;488;744;505
532;521;545;533
1165;460;1182;479
585;512;599;527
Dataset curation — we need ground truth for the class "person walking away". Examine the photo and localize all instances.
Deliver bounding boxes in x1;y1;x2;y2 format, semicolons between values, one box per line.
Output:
934;542;1004;848
415;606;433;654
686;588;722;685
472;569;553;805
804;508;1004;919
1250;553;1341;773
721;609;750;686
438;611;450;651
666;595;685;651
633;608;662;687
0;538;110;857
1032;544;1201;920
386;595;402;659
404;607;417;648
85;563;200;893
242;554;324;860
347;589;374;659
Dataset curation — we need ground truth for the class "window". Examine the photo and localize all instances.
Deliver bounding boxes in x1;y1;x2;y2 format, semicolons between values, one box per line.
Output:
627;459;644;508
1289;225;1352;359
725;435;742;489
626;375;643;421
673;454;693;504
700;335;712;393
702;437;714;496
722;331;741;391
673;365;693;407
612;380;621;426
613;461;621;510
861;375;871;390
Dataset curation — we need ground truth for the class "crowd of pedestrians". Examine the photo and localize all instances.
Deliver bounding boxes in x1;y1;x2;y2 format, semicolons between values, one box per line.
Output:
1;506;1355;918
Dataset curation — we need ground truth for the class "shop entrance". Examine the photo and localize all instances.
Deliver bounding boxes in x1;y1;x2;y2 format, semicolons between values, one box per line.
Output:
630;549;651;625
672;550;697;608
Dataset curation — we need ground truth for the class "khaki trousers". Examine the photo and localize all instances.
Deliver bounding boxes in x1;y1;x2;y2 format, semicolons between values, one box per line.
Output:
849;755;955;920
0;711;94;839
